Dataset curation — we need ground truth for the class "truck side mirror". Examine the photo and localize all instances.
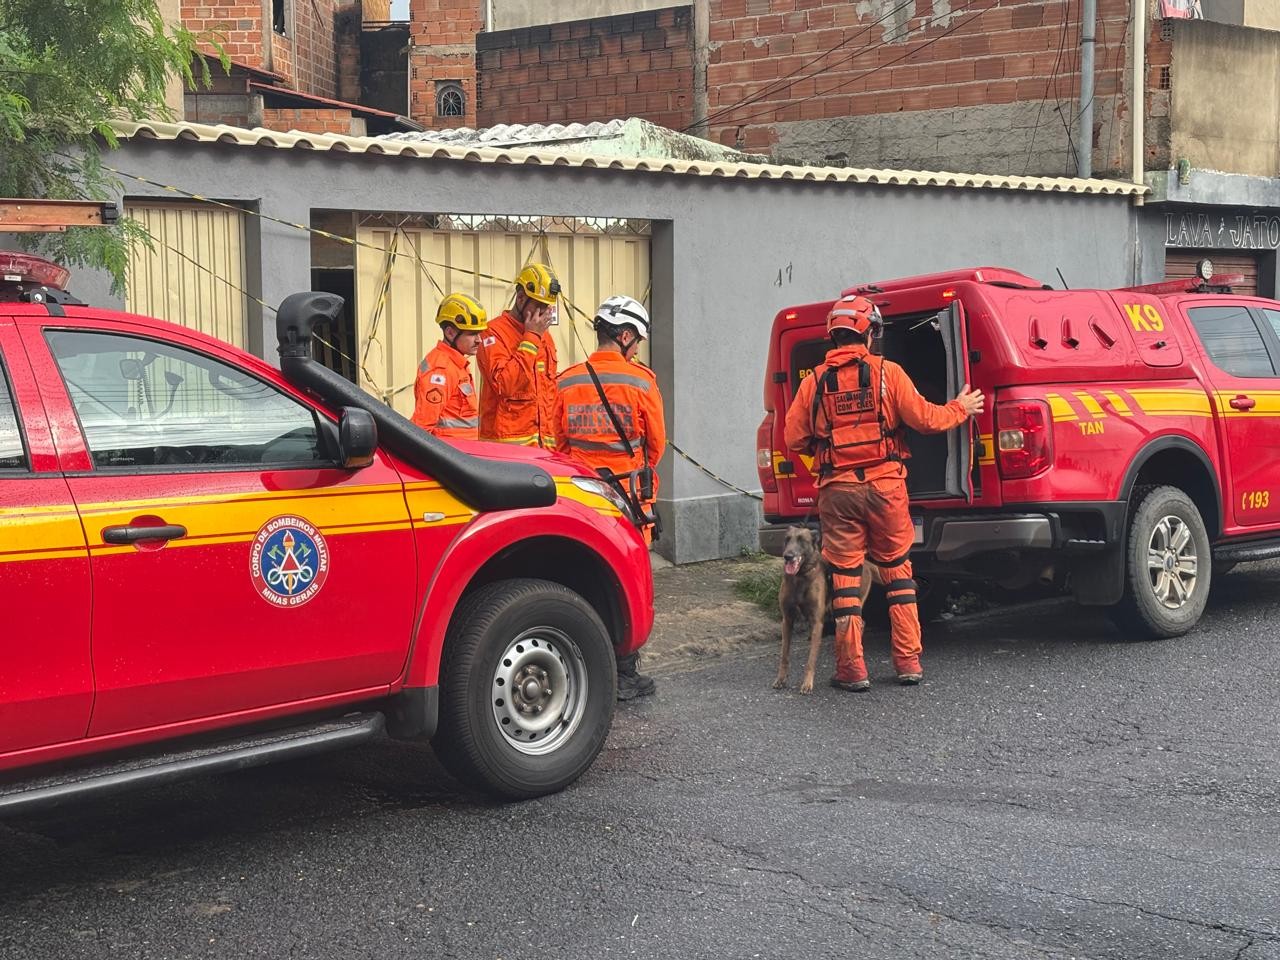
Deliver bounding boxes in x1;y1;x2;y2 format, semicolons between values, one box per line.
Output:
338;406;377;469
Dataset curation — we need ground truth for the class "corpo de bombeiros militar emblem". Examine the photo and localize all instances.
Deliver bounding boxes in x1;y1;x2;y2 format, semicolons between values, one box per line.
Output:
250;515;330;607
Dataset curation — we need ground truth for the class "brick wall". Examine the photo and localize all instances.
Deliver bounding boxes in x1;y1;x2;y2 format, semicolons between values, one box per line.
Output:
182;0;349;98
408;0;483;128
184;69;261;126
475;7;695;129
184;0;266;68
1145;11;1173;172
261;106;367;135
290;0;344;95
704;0;1136;177
336;4;363;103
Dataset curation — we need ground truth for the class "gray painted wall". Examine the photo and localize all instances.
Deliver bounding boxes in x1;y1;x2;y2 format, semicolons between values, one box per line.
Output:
79;138;1142;562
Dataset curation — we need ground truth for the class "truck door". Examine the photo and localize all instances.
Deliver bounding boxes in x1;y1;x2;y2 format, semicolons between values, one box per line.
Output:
1182;301;1280;528
0;322;93;755
935;301;974;502
774;328;829;511
29;322;419;736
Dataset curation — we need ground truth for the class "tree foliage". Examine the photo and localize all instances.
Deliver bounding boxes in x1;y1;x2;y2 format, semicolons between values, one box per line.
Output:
0;1;225;292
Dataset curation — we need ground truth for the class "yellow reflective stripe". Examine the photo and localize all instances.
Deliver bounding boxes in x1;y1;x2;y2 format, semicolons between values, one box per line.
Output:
518;340;539;355
0;485;471;560
1044;393;1078;422
1073;391;1107;418
976;433;995;466
1213;391;1280;416
1100;390;1133;416
1128;389;1214;417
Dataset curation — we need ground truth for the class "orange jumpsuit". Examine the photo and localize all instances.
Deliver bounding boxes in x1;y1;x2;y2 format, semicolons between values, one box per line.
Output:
410;340;479;440
557;351;666;531
784;343;967;683
476;310;559;448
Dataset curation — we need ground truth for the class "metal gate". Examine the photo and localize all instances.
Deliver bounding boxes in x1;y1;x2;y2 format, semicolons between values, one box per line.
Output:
125;202;250;349
1166;250;1261;297
354;219;651;417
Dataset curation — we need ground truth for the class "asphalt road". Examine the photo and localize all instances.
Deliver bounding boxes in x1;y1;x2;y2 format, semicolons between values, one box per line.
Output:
2;566;1279;960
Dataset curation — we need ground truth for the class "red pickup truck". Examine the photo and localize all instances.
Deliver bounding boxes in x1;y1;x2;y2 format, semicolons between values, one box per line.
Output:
759;264;1280;638
0;255;653;811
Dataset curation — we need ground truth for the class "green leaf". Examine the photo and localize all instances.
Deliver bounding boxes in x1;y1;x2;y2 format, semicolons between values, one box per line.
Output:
0;0;228;289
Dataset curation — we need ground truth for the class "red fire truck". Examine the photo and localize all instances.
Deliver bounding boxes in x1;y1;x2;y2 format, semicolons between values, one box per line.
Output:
759;264;1280;638
0;206;653;812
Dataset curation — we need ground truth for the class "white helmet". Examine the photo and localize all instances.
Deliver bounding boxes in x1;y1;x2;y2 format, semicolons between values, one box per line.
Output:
593;294;650;340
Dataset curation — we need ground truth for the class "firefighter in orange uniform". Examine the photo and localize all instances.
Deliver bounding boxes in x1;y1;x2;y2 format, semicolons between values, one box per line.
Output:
477;263;560;448
557;295;665;700
784;295;984;691
411;293;487;440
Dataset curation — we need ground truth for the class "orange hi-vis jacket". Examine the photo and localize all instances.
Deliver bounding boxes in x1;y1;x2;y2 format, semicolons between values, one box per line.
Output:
476;310;559;447
411;340;479;440
785;344;967;486
556;351;666;501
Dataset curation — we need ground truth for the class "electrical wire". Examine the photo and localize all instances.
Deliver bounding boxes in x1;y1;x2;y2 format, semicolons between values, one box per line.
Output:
684;0;917;133
1054;0;1081;173
722;0;995;133
1023;2;1074;175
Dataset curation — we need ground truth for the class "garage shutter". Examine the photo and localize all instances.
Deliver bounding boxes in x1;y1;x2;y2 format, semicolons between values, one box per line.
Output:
354;224;651;416
125;202;250;349
1165;250;1260;298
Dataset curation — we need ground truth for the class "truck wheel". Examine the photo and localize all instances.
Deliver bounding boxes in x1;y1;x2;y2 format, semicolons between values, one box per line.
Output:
433;578;616;800
1110;485;1211;640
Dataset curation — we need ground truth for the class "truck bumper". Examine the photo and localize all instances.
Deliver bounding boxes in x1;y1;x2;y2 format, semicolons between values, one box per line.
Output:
761;501;1126;561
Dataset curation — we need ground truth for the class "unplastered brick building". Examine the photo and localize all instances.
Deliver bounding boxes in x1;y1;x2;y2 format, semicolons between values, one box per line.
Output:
180;0;416;135
401;0;1169;179
704;0;1139;176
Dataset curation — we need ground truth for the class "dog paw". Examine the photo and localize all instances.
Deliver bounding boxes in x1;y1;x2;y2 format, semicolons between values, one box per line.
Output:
799;680;814;694
772;676;788;689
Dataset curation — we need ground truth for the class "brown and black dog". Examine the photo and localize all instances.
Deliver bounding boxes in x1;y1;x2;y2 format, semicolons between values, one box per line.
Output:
773;525;871;693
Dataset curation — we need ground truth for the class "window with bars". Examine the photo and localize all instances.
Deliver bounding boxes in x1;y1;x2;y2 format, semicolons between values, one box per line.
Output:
436;81;465;119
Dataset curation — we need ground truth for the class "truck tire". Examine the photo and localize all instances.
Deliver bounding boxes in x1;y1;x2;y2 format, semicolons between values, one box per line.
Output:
1109;485;1211;640
433;578;616;800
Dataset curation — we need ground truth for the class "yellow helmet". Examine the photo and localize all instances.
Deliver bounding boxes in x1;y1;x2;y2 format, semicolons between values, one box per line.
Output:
515;263;561;305
435;293;488;332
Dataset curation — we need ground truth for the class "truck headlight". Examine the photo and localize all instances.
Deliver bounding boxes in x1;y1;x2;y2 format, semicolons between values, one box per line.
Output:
570;476;634;520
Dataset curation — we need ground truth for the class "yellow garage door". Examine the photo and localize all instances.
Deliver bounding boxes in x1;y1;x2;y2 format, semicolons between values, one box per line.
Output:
125;202;250;349
354;223;651;416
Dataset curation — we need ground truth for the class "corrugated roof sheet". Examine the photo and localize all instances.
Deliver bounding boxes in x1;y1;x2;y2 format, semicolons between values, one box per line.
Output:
110;120;1148;197
382;119;627;148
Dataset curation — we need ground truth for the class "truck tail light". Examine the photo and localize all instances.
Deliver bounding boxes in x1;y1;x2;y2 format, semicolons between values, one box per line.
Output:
757;414;778;494
996;399;1052;479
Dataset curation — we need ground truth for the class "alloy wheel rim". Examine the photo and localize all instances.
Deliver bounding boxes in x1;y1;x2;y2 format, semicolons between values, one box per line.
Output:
1146;515;1198;610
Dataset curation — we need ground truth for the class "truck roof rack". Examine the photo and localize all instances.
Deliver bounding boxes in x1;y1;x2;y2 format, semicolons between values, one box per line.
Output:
1117;257;1246;296
842;267;1045;298
0;198;116;305
1117;275;1246;296
0;198;118;232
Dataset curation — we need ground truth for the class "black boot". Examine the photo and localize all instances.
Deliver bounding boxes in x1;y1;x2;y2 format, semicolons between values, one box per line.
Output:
616;653;656;701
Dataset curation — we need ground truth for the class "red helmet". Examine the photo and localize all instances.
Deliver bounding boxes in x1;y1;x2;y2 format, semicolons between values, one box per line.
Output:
826;295;880;336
